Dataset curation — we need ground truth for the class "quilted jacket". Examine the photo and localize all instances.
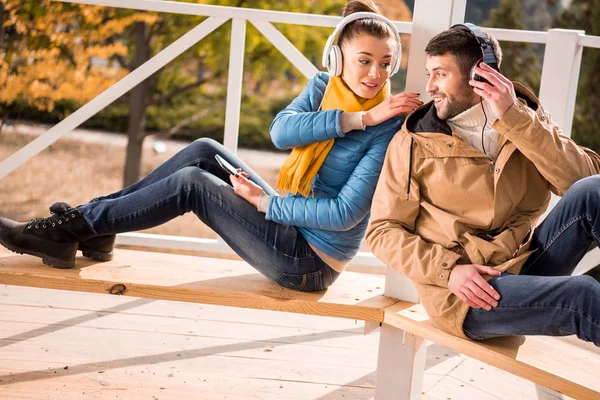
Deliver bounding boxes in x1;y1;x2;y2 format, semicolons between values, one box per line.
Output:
267;71;404;262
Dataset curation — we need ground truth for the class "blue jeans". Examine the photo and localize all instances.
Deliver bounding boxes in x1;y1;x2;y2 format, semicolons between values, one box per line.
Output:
463;175;600;346
78;138;340;292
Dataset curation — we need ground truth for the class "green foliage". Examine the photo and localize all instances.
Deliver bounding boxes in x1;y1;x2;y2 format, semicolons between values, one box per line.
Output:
550;0;600;154
486;0;541;93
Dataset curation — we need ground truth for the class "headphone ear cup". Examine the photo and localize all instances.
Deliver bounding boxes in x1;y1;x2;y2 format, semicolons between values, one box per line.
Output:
470;60;483;82
329;45;343;76
389;41;402;78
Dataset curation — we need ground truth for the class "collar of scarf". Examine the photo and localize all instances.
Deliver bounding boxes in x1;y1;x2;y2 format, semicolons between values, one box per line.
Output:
277;76;390;197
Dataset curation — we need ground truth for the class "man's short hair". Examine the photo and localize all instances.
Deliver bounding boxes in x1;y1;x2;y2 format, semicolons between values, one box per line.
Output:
425;26;503;81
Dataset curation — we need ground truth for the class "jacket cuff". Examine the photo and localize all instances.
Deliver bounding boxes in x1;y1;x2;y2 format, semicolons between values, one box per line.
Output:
434;252;461;288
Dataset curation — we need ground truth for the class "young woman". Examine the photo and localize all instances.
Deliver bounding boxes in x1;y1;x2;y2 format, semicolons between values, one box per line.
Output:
0;0;421;291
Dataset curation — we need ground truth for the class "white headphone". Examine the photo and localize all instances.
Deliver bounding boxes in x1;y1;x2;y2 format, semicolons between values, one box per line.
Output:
322;12;402;78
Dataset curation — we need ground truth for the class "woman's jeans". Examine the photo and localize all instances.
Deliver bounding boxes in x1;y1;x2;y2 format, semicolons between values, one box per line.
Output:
78;138;340;292
463;175;600;346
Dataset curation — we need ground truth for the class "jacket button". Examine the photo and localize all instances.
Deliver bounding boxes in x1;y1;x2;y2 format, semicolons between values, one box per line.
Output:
541;114;546;121
439;273;445;279
495;168;500;173
441;262;448;267
447;144;453;148
425;143;430;147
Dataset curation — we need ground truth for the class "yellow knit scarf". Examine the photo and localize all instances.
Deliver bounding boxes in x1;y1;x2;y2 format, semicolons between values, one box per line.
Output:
277;76;390;197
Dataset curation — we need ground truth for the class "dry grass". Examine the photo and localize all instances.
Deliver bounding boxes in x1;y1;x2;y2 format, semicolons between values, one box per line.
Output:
0;130;281;239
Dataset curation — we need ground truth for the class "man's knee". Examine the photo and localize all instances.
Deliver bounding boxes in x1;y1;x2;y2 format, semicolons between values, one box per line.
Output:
563;275;599;297
569;175;600;199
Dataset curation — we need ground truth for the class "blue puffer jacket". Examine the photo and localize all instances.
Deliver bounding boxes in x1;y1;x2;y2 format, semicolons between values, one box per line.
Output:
267;72;404;262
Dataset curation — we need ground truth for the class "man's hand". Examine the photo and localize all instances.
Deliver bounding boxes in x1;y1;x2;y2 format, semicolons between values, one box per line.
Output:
230;170;264;208
362;92;422;127
448;264;501;311
469;63;517;119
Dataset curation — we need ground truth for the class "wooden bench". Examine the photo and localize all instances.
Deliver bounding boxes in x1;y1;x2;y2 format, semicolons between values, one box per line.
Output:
380;301;600;400
0;247;397;323
1;246;599;399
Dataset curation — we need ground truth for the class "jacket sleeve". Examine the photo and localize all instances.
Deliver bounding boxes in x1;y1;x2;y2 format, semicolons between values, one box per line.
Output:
266;123;397;231
495;101;600;196
366;133;460;288
269;72;344;150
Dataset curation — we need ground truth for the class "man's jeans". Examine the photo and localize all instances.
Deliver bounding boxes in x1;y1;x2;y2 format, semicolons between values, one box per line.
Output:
463;175;600;346
78;138;340;292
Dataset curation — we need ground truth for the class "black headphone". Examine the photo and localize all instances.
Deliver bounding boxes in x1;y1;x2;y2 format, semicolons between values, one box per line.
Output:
449;23;499;83
449;23;500;157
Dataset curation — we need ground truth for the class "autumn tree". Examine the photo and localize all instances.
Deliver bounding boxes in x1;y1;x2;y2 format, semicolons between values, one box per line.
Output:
0;0;134;119
114;0;348;185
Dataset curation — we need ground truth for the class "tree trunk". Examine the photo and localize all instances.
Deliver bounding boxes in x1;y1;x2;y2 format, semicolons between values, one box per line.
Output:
123;21;151;187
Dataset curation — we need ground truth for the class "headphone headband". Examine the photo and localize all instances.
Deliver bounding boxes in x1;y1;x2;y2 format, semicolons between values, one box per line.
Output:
450;22;499;72
322;12;402;77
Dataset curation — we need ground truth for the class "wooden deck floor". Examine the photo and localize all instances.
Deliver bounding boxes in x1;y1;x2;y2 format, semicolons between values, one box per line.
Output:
0;285;573;400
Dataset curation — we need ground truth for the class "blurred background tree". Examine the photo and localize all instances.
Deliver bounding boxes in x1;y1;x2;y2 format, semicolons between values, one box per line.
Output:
548;0;600;153
485;0;541;93
2;0;598;184
0;0;347;185
0;0;130;121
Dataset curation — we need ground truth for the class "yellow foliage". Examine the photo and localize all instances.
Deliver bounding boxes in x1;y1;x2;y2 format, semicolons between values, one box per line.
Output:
0;2;136;112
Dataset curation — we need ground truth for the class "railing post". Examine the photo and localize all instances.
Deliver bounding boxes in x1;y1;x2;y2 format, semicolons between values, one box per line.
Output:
404;0;460;96
223;18;246;153
539;29;584;137
376;3;474;399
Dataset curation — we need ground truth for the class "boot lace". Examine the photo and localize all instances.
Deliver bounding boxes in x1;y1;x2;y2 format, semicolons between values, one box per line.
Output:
27;202;79;229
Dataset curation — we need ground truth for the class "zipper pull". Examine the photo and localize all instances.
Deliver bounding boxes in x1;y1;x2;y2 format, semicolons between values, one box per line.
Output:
486;161;495;174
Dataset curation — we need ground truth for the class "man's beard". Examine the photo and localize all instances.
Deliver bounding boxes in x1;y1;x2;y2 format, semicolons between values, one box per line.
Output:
434;84;477;120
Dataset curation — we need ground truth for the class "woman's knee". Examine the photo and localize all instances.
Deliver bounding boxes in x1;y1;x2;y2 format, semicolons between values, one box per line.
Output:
187;137;223;157
174;166;206;187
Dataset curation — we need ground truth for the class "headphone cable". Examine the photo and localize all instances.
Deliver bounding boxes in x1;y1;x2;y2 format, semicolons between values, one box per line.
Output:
480;97;487;156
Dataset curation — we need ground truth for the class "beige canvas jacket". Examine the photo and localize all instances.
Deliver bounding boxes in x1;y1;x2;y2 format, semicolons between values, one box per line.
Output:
366;83;600;338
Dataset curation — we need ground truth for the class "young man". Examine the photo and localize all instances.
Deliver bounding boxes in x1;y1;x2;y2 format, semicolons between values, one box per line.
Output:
366;24;600;346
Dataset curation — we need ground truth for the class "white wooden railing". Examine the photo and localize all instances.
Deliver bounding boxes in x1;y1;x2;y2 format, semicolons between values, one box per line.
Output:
1;0;600;280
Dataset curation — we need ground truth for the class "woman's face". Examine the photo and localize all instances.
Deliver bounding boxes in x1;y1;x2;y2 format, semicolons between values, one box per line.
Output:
340;34;396;99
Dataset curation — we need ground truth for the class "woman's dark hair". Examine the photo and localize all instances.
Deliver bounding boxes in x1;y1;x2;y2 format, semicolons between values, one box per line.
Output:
337;0;393;47
425;26;503;82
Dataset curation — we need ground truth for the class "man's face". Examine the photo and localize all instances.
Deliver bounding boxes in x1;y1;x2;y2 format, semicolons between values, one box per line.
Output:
425;53;480;120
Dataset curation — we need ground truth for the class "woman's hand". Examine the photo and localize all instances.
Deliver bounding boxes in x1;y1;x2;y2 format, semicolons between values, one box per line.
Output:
362;92;423;127
230;169;264;208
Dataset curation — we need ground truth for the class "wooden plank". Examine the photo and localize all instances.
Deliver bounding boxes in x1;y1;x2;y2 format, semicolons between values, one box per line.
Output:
425;375;502;400
0;359;374;400
0;248;397;322
0;304;380;351
384;302;600;400
448;357;572;400
0;285;367;332
0;320;379;370
0;307;379;395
